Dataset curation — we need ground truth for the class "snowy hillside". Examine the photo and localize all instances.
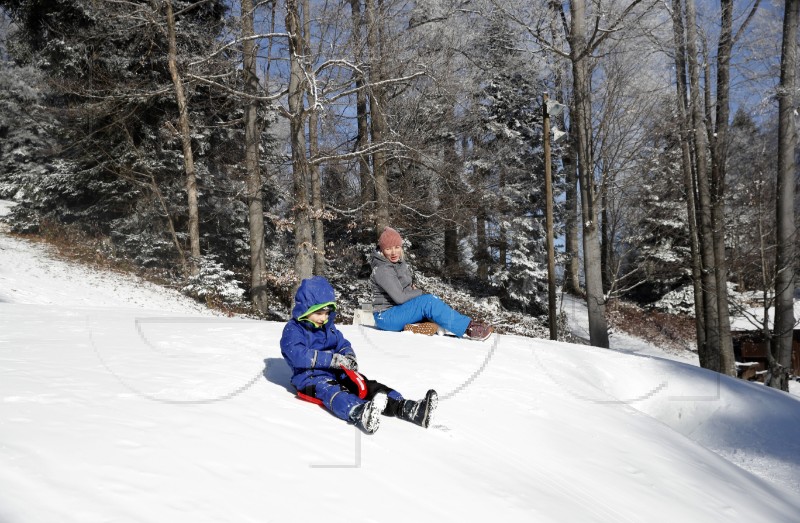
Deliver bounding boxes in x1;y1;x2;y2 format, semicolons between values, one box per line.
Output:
2;214;800;522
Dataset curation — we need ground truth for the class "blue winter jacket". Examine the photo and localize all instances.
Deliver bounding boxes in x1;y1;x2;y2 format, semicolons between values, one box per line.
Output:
280;276;356;391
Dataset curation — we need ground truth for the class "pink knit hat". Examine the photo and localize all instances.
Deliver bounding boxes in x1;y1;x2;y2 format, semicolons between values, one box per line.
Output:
378;227;403;250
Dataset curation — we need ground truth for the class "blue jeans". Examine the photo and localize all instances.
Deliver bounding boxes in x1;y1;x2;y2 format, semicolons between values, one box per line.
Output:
373;294;471;337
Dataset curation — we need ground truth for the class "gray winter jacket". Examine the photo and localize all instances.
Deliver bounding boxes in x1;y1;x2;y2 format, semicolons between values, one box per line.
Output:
370;251;423;312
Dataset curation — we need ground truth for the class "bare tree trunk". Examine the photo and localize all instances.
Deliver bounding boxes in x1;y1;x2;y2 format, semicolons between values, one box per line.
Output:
569;0;609;348
350;0;373;240
302;0;325;275
600;169;613;293
365;0;389;234
443;117;460;274
760;214;782;388
476;205;489;281
563;123;582;295
309;111;325;275
241;0;268;313
684;0;721;370
773;0;798;391
164;0;200;275
710;0;736;376
498;229;507;269
286;0;313;282
671;0;706;349
150;174;187;272
444;228;459;273
498;168;508;269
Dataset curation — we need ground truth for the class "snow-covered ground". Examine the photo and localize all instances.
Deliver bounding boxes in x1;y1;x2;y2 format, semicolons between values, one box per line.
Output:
561;283;800;398
2;202;800;522
561;293;699;364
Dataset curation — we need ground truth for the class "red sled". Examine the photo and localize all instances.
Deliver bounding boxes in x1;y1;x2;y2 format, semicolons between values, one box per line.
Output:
342;367;368;399
296;365;368;406
297;391;324;406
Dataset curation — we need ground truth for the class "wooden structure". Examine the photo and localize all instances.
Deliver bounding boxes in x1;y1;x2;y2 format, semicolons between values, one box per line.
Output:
731;329;800;381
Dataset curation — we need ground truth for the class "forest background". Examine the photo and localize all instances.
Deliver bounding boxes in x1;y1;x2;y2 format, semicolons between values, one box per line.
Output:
0;0;796;387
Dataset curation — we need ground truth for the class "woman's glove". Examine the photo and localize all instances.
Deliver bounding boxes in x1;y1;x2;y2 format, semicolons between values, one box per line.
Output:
331;353;358;371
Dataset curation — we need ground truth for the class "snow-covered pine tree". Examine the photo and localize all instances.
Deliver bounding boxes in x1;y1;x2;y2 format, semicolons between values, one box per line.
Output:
0;0;275;274
181;254;245;308
468;14;551;314
617;102;693;304
0;59;56;232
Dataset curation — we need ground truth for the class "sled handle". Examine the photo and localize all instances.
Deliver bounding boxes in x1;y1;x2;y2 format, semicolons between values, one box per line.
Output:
341;366;368;399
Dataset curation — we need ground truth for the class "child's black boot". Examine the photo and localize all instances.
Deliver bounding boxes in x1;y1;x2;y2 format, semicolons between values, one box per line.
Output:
397;389;438;428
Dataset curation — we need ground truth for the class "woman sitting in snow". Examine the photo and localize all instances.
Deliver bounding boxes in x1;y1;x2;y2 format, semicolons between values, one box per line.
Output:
280;276;437;434
370;226;494;341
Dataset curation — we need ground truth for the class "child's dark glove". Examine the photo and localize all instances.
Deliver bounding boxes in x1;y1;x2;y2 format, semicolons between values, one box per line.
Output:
331;353;358;371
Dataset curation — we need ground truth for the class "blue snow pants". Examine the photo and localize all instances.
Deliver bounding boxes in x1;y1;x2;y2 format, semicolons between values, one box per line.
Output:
373;294;471;337
304;377;402;421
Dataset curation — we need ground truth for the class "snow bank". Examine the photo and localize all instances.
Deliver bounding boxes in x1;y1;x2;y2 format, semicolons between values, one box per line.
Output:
2;216;800;522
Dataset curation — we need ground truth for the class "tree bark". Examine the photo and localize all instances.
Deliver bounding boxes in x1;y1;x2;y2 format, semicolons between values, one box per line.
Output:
773;0;799;391
709;0;736;376
350;0;373;241
476;204;489;281
286;0;314;282
309;110;325;275
569;0;609;348
443;118;460;274
600;169;613;293
684;0;722;370
241;0;268;313
671;0;706;349
365;0;389;234
164;0;200;275
498;167;508;270
563;122;582;295
150;174;187;272
302;0;325;275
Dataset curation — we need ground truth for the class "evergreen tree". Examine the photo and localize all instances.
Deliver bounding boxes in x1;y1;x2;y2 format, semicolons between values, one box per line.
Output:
0;0;272;273
622;146;692;302
0;59;55;219
469;15;551;313
618;103;693;303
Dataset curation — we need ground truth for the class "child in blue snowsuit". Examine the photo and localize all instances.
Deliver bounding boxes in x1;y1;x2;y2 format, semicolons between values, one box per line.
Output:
280;276;437;434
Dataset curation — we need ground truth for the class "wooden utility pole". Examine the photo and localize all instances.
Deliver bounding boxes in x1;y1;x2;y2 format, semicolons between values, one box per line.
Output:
543;93;558;340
